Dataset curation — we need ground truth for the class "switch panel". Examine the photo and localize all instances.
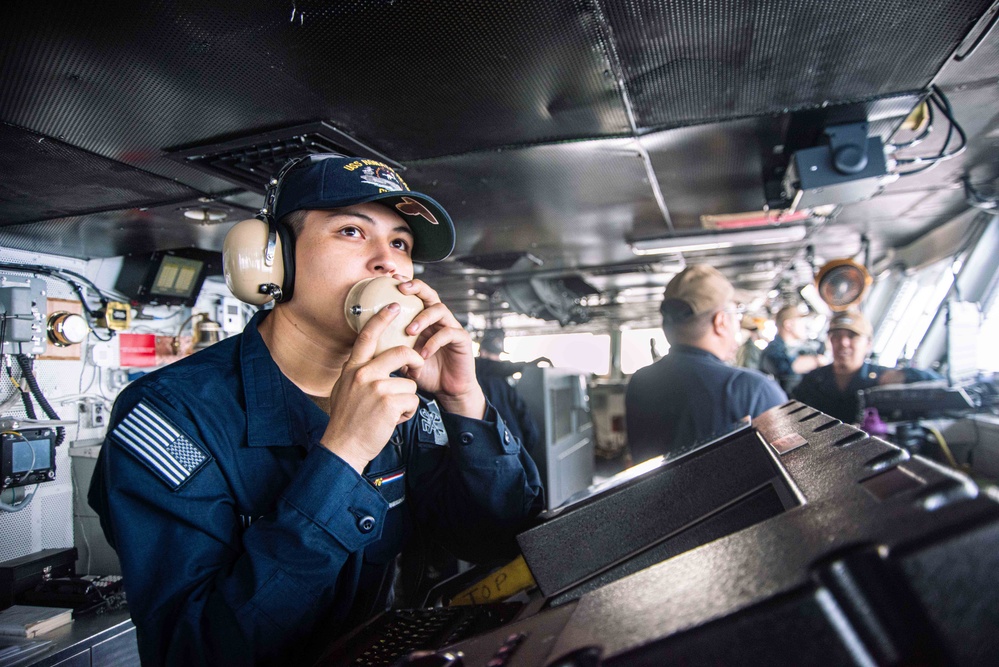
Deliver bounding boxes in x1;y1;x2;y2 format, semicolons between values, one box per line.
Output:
0;279;47;356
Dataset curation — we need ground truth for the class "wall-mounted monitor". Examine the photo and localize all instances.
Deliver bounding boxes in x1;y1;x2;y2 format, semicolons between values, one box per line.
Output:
114;248;221;307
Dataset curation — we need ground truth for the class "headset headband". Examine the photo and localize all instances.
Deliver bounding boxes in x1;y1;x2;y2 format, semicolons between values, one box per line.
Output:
260;152;348;267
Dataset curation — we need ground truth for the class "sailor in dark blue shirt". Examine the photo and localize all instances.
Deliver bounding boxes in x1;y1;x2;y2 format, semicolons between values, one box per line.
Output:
793;310;940;423
474;329;542;459
88;155;543;667
759;305;826;393
626;265;787;464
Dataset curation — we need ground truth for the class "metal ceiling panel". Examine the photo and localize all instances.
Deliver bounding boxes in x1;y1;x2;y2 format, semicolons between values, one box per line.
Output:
835;187;970;248
642;119;768;233
1;1;997;331
0;123;198;225
604;0;993;130
936;3;999;86
0;200;239;260
407;139;661;268
1;1;630;184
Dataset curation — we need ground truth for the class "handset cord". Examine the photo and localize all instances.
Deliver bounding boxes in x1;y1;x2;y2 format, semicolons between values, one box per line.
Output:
15;354;65;446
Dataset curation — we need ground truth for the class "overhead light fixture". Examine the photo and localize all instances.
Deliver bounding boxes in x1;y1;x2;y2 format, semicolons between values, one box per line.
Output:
182;206;229;223
630;226;807;256
814;258;872;311
700;208;815;230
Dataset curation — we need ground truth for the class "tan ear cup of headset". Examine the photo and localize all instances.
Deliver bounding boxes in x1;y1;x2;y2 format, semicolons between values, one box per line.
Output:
344;276;425;356
223;217;286;305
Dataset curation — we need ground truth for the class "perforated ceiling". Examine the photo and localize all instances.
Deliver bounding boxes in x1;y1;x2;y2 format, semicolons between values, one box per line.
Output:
1;0;997;322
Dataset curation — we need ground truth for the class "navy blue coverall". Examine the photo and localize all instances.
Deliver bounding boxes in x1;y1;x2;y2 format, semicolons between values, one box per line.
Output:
88;311;543;666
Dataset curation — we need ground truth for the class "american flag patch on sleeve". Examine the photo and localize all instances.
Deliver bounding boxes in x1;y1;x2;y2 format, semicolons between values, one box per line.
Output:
112;400;210;490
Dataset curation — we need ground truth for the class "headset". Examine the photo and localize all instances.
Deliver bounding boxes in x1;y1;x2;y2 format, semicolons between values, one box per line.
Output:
223;153;342;305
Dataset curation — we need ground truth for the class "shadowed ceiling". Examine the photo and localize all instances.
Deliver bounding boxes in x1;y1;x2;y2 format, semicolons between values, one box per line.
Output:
2;0;997;331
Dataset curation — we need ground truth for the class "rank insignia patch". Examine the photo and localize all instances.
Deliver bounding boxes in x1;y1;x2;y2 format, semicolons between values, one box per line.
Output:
418;402;448;446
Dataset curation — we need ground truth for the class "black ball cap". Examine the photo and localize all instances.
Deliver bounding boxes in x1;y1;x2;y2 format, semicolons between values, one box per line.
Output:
274;155;456;263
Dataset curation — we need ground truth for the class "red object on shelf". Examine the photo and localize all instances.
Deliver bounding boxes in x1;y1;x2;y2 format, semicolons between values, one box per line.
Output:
118;333;157;367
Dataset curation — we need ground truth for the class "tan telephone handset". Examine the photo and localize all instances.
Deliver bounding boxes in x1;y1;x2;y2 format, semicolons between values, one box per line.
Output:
344;276;425;356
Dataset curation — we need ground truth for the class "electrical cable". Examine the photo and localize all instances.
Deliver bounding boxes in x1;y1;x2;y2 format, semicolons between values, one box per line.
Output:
895;87;967;177
96;367;111;402
0;262;119;340
924;424;961;469
15;354;65;447
0;263;106;316
133;306;183;322
79;346;98;394
889;100;934;150
0;385;23;414
20;382;37;420
0;324;20;412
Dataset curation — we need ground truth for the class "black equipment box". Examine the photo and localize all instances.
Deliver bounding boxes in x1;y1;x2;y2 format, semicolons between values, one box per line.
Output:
861;380;979;421
1;427;57;490
0;547;77;609
439;402;999;666
516;423;798;600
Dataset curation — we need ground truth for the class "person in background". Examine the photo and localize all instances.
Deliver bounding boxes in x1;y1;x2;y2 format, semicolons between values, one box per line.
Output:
625;265;787;464
474;329;542;458
736;314;766;370
793;310;940;424
759;305;826;394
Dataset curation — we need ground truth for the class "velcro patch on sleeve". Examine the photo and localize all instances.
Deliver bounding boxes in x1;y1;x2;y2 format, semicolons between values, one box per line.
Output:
112;400;210;490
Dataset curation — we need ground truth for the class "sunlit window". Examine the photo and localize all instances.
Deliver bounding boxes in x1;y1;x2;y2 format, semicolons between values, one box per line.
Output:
982;300;999;372
504;333;611;376
620;327;669;375
875;259;954;367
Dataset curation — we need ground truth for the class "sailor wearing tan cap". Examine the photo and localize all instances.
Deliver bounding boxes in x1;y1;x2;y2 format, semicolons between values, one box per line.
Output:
792;310;940;423
625;265;787;464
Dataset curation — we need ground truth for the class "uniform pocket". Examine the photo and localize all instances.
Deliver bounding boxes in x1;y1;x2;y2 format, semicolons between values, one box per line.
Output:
365;465;406;508
363;465;408;564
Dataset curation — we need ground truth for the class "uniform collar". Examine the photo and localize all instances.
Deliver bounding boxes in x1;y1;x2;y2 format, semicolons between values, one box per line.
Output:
239;310;329;448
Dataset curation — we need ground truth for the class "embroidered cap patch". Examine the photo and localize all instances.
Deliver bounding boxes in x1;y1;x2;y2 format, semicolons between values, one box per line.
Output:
112;401;210;490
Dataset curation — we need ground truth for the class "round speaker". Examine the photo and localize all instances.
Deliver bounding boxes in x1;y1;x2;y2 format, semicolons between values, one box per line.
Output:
815;259;872;311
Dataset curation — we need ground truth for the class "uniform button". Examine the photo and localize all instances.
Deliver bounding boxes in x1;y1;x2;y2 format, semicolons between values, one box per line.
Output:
460;432;474;445
357;515;376;533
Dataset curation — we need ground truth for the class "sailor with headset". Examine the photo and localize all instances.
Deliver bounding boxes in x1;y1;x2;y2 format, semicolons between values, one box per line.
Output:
88;154;544;667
